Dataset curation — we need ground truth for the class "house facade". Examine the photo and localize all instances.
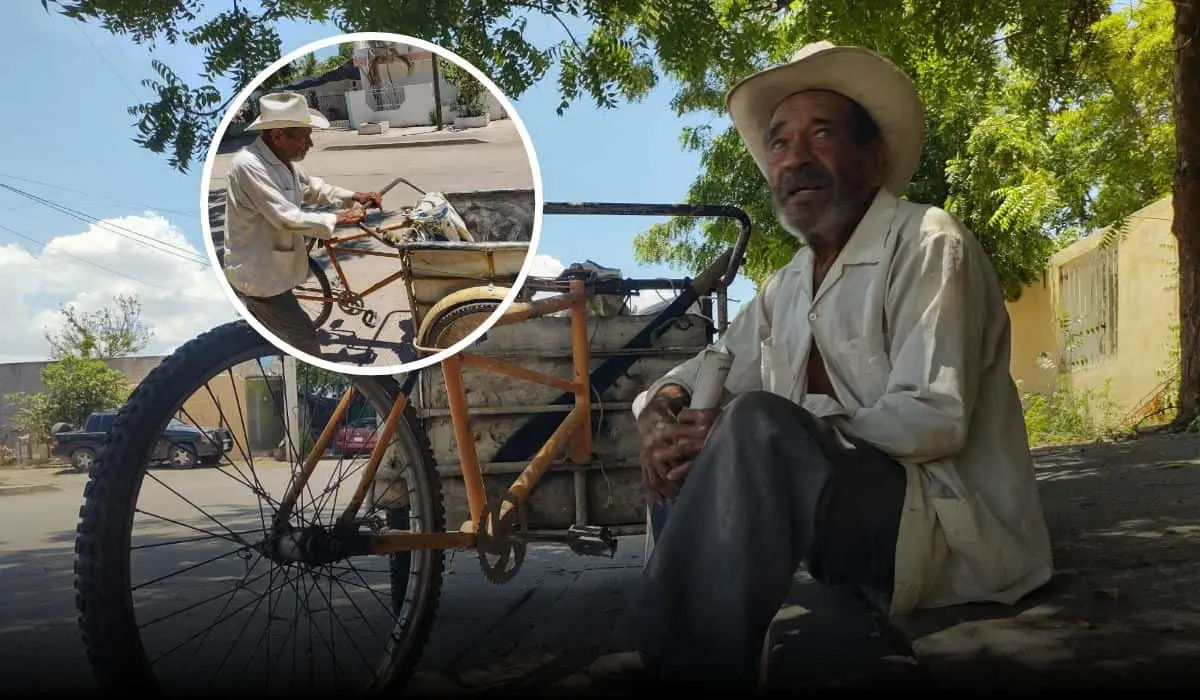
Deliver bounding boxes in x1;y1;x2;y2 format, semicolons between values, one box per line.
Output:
0;356;285;462
281;61;362;123
1005;195;1178;425
344;41;507;128
0;356;166;452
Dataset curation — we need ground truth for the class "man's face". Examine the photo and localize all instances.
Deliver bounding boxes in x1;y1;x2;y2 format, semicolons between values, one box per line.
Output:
764;90;886;245
268;127;314;162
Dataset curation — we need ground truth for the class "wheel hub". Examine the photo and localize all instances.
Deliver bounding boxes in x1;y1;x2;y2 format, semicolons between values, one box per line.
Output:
263;525;360;566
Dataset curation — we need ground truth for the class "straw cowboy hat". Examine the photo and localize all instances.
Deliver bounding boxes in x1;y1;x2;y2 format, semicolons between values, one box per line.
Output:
244;91;330;131
725;41;925;195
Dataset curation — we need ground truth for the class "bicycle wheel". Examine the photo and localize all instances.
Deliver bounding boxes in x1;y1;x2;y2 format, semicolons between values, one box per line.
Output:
418;299;530;350
74;320;445;694
295;256;334;327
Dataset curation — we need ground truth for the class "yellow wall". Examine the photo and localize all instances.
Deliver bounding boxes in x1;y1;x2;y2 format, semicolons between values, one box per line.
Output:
1006;196;1179;422
180;373;253;462
1006;270;1059;396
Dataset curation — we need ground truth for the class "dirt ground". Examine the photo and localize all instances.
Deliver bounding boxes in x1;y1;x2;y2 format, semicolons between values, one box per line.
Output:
888;432;1200;689
4;433;1199;691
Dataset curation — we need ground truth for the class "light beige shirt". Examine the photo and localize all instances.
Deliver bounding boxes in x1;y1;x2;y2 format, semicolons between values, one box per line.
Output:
632;189;1054;616
223;137;356;298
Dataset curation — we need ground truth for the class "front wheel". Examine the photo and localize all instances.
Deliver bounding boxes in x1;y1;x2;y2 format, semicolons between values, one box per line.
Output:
418;298;530;350
74;320;445;694
294;256;334;328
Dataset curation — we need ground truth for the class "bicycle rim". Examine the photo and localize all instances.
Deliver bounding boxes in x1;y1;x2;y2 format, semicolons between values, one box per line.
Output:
296;256;334;327
74;320;444;695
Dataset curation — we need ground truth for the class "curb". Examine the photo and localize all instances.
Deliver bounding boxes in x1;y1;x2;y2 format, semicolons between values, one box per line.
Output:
0;483;60;497
323;137;487;152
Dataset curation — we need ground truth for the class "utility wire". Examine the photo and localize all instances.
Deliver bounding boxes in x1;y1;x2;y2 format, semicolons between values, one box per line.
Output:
0;221;230;306
72;19;142;100
0;184;211;267
0;173;198;217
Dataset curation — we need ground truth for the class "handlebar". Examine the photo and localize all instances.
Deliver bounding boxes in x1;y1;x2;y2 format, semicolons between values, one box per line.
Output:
540;202;751;290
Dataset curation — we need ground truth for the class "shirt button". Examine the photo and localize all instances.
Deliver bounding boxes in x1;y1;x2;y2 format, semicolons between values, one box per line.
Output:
808;312;818;322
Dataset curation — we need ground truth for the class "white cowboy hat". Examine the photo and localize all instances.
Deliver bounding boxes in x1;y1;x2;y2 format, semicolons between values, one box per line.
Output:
725;41;925;195
244;91;330;131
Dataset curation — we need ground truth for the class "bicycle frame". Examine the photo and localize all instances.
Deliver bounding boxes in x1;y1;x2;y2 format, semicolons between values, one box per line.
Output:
273;202;753;555
295;220;414;306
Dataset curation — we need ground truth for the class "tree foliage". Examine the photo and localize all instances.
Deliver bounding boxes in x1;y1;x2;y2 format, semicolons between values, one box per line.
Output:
13;357;133;436
440;59;489;115
296;363;351;399
288;43;353;81
45;0;1174;301
9;295;152;438
47;294;154;360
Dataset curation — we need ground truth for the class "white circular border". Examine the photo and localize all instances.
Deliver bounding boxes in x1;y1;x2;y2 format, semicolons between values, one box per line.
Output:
199;31;545;377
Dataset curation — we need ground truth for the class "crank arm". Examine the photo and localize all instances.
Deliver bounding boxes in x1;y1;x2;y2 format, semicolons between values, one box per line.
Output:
510;525;618;558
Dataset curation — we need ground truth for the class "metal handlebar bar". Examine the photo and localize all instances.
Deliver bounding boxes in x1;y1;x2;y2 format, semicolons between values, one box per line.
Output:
540;202;752;290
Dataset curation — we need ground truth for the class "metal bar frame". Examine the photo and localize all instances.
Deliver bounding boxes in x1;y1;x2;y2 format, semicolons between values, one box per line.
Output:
274;201;751;556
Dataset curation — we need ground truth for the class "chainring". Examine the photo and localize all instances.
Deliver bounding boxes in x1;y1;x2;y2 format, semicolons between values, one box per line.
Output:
335;290;366;316
475;499;526;585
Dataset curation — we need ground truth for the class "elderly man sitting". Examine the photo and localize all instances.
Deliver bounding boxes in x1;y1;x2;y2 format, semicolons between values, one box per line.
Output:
590;41;1054;690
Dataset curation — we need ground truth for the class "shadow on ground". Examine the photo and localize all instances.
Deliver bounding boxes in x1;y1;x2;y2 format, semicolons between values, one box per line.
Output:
893;433;1200;690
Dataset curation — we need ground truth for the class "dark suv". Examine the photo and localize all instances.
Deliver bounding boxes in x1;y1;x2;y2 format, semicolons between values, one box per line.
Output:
50;411;234;471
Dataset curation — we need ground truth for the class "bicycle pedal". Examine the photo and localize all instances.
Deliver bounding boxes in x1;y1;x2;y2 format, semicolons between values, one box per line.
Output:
566;525;618;558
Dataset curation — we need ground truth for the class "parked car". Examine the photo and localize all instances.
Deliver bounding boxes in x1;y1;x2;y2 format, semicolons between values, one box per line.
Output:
50;410;234;472
331;417;379;457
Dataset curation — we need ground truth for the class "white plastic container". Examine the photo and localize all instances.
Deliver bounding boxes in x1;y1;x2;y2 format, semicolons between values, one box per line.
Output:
689;345;734;410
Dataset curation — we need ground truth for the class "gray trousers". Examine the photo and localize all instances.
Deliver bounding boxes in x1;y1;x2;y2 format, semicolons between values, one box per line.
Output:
237;290;324;358
631;391;907;688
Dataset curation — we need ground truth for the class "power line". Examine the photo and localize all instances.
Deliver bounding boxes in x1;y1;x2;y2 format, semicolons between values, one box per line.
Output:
0;173;198;217
0;184;211;267
72;20;142;100
0;183;204;261
0;221;231;307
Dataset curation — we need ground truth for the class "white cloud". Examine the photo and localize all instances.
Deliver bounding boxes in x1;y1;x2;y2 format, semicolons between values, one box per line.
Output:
0;212;237;363
527;253;565;279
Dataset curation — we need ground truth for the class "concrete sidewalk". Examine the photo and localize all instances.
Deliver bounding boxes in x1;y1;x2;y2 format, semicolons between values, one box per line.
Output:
885;432;1200;690
432;432;1200;692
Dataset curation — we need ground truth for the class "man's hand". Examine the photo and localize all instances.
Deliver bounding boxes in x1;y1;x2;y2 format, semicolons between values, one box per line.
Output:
637;385;718;502
335;208;366;227
353;192;383;210
661;409;718;487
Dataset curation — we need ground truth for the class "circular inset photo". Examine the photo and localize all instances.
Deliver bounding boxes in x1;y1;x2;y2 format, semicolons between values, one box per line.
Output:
201;33;542;375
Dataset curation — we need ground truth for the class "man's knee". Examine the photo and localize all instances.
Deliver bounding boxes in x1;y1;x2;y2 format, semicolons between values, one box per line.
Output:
717;391;821;436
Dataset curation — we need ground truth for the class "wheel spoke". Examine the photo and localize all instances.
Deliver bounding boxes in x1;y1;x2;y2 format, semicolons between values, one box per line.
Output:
76;325;443;693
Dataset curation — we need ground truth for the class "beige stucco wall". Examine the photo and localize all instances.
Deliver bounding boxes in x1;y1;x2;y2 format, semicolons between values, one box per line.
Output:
1006;196;1178;421
180;372;252;462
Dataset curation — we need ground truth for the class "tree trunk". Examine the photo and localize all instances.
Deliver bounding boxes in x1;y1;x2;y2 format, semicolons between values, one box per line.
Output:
432;55;444;131
1173;0;1200;428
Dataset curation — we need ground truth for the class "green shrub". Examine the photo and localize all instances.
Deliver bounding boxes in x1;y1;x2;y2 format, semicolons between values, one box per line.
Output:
1021;378;1118;447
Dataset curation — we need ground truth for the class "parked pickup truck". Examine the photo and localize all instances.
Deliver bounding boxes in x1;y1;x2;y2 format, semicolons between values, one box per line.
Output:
50;410;234;472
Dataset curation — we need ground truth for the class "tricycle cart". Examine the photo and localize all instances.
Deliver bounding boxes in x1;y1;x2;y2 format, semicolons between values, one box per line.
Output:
295;180;536;330
72;200;751;694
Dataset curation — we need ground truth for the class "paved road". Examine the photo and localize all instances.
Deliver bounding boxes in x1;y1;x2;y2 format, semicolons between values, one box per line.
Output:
0;465;636;694
0;465;907;693
206;120;536;369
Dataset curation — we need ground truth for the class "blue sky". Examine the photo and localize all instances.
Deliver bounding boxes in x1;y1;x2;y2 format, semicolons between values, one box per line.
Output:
0;4;753;362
